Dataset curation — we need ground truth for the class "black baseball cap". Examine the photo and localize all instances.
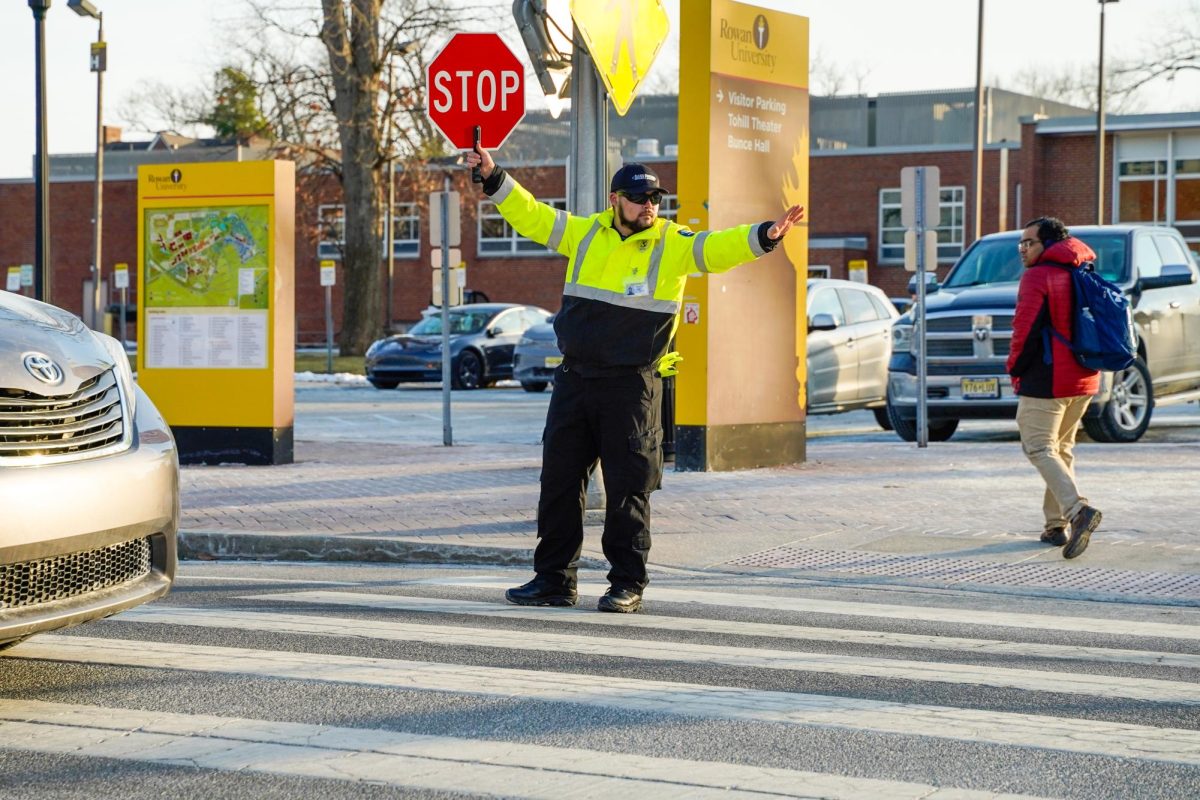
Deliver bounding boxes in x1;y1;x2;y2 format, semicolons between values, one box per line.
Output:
610;163;667;195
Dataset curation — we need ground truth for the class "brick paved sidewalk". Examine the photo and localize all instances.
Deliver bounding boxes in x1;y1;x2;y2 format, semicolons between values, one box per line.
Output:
179;434;1200;602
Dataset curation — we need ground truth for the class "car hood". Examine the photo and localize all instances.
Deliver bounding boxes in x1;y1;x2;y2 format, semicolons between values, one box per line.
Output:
0;292;111;395
900;284;1018;322
384;334;465;350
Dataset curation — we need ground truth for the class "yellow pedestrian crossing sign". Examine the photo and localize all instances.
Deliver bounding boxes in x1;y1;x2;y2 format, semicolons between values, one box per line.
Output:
570;0;670;116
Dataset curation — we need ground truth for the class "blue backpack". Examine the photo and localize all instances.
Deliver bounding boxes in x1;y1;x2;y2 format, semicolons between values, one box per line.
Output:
1043;262;1137;372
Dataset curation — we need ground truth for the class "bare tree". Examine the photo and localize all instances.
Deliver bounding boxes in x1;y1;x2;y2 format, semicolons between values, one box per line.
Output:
990;62;1145;114
810;47;871;98
1112;0;1200;99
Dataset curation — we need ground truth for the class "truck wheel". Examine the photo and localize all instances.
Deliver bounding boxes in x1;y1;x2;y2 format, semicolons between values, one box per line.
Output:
872;406;893;431
887;403;958;442
887;401;917;441
1082;357;1153;443
521;381;548;393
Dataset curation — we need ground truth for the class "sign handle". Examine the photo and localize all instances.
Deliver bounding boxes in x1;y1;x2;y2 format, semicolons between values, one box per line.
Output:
471;126;483;184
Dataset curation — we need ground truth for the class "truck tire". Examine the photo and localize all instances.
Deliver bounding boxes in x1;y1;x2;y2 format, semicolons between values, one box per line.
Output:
1082;357;1154;443
887;402;959;442
872;406;893;431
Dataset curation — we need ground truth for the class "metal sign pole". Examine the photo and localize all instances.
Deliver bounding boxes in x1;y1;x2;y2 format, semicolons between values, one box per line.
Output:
119;284;126;345
440;176;453;447
916;167;929;448
325;284;333;374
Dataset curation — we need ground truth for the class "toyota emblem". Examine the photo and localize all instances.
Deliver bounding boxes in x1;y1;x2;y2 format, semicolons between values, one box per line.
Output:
22;353;64;386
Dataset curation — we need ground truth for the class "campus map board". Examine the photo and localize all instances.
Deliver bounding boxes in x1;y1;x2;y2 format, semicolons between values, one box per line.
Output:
143;205;270;368
137;160;295;465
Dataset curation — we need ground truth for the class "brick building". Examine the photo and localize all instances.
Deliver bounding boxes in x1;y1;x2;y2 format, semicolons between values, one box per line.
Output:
3;91;1198;343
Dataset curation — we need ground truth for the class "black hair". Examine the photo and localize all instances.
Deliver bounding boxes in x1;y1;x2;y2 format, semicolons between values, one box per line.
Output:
1023;216;1069;247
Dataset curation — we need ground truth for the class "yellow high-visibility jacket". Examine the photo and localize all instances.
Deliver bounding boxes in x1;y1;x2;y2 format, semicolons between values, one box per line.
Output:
489;170;775;371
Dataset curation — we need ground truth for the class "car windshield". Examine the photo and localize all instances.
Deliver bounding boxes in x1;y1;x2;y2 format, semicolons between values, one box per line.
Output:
410;311;493;335
943;233;1129;288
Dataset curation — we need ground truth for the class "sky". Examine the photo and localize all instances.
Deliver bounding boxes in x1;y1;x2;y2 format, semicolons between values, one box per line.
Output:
0;0;1195;180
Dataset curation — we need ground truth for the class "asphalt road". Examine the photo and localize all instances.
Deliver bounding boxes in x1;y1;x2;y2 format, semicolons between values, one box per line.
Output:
4;560;1199;799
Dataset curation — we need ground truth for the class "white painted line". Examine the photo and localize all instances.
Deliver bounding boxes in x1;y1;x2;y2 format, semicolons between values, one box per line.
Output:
418;577;1200;641
175;575;358;586
0;700;1046;800
243;590;1200;670
120;606;1200;706
12;636;1200;767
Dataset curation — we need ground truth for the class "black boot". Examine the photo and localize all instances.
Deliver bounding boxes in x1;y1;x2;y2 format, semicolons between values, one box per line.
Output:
597;587;642;613
505;576;578;607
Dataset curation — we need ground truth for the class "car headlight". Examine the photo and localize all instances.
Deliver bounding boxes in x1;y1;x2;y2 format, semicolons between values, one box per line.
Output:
892;323;914;355
95;331;136;418
518;336;535;346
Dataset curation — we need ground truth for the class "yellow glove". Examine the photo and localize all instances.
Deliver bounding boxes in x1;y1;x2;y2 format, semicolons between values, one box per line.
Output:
657;351;683;378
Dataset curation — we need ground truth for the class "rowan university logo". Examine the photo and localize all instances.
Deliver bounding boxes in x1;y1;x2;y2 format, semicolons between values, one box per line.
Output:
170;169;182;184
753;15;769;49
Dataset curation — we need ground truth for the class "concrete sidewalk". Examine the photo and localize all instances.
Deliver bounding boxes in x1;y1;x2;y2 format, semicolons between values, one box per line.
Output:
178;428;1200;605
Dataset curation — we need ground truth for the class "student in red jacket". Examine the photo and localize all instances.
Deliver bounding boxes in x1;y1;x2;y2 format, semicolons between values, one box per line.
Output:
1006;217;1102;559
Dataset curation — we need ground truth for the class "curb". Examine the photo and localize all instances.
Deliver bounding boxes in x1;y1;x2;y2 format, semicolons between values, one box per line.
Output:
177;530;608;569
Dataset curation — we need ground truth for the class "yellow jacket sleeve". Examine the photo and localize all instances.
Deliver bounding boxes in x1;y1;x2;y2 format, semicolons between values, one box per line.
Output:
490;171;577;256
677;223;770;275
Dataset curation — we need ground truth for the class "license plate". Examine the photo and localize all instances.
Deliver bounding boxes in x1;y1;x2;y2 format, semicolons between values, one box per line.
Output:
961;377;999;399
544;356;563;368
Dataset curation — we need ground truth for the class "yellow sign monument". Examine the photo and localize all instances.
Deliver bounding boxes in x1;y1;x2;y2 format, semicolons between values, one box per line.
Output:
675;0;810;471
137;160;296;465
570;0;670;116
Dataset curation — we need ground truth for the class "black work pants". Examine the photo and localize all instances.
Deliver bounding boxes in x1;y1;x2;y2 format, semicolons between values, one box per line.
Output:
535;364;663;592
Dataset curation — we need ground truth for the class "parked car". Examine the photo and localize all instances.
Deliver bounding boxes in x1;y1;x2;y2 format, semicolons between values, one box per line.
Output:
512;314;560;392
886;225;1200;442
806;278;901;429
1;292;179;652
365;303;552;390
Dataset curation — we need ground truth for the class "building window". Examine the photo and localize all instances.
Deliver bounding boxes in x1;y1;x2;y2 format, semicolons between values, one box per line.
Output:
808;265;831;279
878;187;965;264
385;202;420;258
318;205;345;260
1118;160;1168;224
1175;158;1200;224
658;194;679;220
478;198;567;255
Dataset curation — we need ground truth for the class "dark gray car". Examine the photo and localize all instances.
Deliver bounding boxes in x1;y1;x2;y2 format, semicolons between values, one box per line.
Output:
365;303;551;390
512;315;560;392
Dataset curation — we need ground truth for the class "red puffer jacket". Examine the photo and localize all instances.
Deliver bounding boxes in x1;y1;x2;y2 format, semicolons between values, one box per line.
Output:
1006;237;1101;398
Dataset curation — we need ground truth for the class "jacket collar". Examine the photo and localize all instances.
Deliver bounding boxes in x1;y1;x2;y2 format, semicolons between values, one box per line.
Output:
600;207;667;243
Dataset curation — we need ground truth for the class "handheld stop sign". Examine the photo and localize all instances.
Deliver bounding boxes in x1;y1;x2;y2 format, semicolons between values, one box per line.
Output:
425;33;526;158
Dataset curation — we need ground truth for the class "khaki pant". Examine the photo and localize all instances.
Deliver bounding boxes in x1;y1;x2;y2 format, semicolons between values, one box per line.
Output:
1016;394;1092;531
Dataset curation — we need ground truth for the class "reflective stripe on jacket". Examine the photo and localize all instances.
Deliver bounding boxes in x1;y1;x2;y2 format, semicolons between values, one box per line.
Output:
491;171;769;370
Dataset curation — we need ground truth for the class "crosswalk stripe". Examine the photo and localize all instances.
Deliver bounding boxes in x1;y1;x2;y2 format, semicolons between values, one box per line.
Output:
418;576;1200;641
244;590;1200;670
118;605;1200;706
0;700;1046;800
13;636;1200;766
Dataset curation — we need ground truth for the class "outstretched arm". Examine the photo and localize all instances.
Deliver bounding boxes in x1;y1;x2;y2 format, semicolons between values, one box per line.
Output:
767;205;805;241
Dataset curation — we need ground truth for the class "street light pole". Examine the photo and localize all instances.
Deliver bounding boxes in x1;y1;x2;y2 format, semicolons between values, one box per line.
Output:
971;0;985;243
385;59;395;332
29;0;52;303
70;1;107;326
1096;0;1118;225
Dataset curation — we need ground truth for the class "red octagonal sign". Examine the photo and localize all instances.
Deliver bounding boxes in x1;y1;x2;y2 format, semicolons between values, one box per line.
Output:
426;33;526;150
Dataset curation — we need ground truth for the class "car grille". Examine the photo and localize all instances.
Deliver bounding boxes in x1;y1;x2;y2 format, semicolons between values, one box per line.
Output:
0;538;151;610
0;369;126;462
924;313;1012;362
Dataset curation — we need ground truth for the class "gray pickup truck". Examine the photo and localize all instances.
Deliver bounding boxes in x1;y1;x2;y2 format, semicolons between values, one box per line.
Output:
886;225;1200;443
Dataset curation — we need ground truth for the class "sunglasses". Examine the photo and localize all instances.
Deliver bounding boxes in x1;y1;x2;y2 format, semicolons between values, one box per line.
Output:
1017;238;1040;250
618;191;662;206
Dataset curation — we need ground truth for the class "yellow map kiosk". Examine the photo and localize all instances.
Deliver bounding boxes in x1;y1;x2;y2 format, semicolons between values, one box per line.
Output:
137;161;295;465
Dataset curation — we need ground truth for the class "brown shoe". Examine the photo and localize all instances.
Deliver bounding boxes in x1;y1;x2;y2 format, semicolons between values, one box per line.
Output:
1064;506;1101;559
1040;527;1068;547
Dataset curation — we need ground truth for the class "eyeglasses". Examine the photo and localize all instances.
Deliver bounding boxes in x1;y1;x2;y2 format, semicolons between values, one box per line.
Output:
1017;238;1040;251
618;191;662;206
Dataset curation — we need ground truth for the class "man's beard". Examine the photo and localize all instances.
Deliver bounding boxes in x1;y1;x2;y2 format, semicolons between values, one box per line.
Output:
617;204;654;234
